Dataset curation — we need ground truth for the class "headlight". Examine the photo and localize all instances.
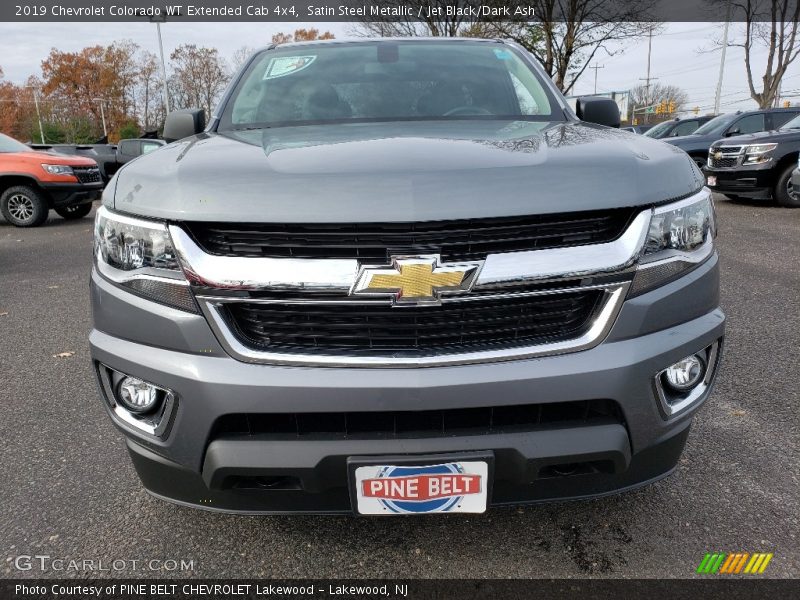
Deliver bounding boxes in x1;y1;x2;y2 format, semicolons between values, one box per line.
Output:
743;143;777;165
42;164;74;176
630;192;716;296
94;206;197;312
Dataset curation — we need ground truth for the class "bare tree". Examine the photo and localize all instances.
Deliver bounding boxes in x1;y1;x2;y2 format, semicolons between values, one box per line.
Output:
722;0;800;108
230;46;257;72
483;3;658;94
136;50;164;131
169;44;230;116
628;82;689;123
356;1;656;94
354;0;475;37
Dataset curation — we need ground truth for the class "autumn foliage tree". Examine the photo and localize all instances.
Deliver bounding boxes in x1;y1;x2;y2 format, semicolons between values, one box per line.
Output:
271;28;335;44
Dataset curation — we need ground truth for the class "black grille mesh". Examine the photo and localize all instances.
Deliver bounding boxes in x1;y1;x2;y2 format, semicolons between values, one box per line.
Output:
184;208;636;262
223;290;603;355
73;166;102;184
212;399;623;440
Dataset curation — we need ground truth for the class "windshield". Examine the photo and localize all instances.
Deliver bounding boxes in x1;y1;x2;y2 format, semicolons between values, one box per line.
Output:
694;114;736;136
0;133;31;153
643;121;674;138
779;114;800;130
219;41;561;130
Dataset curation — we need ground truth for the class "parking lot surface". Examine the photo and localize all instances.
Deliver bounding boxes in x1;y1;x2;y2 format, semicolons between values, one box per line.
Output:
1;196;798;578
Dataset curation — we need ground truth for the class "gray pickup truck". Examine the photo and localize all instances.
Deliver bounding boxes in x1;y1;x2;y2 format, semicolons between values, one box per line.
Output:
90;39;724;515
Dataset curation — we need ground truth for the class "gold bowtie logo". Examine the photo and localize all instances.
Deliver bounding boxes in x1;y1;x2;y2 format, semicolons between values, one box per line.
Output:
351;255;483;306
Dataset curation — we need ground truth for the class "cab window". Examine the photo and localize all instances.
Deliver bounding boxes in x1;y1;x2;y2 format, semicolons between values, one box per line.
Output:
672;120;700;136
728;114;764;135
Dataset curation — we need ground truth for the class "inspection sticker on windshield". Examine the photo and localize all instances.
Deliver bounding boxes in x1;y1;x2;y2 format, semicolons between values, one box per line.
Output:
354;462;488;515
263;56;316;80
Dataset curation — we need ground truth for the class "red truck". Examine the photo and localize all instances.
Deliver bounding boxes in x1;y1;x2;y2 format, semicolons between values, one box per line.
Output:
0;132;103;227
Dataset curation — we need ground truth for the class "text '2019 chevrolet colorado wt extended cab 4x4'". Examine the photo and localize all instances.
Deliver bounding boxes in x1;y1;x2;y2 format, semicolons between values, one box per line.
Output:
90;39;725;515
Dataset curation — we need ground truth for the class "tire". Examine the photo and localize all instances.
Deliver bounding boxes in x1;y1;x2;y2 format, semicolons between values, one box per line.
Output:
773;163;800;208
0;185;49;227
55;203;93;220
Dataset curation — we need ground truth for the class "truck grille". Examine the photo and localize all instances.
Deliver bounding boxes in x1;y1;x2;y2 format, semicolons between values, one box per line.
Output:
184;208;636;262
709;146;743;169
221;290;603;355
212;399;623;440
73;166;102;183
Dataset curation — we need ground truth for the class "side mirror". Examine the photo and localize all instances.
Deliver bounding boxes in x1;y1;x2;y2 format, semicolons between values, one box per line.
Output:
724;128;740;137
163;108;206;142
575;97;620;128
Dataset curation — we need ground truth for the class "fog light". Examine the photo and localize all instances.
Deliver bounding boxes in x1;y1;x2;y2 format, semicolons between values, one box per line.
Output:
118;377;160;413
663;355;705;391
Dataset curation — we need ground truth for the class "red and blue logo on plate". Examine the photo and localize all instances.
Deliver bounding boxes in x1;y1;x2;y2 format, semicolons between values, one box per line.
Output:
355;461;488;515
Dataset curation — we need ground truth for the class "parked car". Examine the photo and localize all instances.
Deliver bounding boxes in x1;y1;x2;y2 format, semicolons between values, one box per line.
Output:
704;112;800;207
90;38;724;515
665;107;800;168
620;124;653;134
0;132;103;227
643;115;715;139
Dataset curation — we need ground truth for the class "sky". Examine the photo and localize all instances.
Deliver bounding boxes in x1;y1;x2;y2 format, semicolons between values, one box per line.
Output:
0;21;798;115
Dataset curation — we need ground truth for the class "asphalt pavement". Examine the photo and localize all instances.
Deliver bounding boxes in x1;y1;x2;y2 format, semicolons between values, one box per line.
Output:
0;196;798;579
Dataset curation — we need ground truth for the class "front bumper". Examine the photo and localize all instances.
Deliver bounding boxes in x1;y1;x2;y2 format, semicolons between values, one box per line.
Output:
41;181;103;207
703;164;774;199
90;256;725;514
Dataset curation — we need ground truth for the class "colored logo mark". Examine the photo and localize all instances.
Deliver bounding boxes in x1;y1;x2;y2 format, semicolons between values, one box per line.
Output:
697;552;773;574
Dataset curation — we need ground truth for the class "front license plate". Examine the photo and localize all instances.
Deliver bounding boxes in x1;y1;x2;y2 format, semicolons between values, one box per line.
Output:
353;461;489;515
707;175;717;186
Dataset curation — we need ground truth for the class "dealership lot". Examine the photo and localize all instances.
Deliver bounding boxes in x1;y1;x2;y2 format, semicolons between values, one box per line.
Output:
0;196;798;578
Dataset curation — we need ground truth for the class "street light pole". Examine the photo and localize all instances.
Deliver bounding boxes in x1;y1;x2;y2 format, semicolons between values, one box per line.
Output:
149;14;170;116
93;98;108;138
31;88;45;144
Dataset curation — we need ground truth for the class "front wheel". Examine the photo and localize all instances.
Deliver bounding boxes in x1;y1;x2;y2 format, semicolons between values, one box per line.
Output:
0;185;49;227
773;163;800;208
55;203;93;220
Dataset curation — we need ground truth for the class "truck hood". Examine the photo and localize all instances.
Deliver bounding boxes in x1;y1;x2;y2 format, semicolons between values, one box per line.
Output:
711;128;800;146
11;150;98;166
111;120;704;222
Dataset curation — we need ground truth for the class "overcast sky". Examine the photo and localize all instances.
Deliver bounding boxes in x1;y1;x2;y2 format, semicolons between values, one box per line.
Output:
0;21;798;115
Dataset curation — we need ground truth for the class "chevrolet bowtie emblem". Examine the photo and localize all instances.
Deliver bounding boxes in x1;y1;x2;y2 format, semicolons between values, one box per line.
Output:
350;255;483;306
714;151;723;159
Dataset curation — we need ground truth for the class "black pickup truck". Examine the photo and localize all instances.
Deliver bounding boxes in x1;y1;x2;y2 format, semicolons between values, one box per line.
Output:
30;138;165;183
704;112;800;207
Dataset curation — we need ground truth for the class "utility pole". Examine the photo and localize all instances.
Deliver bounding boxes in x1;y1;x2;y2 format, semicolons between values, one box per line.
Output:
714;5;731;115
638;26;658;123
589;63;605;94
30;88;45;144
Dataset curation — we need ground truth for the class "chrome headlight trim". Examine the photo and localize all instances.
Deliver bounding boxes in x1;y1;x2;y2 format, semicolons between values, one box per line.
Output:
630;189;716;296
94;206;196;312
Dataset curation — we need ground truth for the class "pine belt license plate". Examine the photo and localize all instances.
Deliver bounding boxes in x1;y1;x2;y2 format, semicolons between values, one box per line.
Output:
707;175;717;186
349;453;492;516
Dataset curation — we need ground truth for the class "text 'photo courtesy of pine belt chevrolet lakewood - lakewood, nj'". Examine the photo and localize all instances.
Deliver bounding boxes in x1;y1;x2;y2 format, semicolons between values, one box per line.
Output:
89;38;724;515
